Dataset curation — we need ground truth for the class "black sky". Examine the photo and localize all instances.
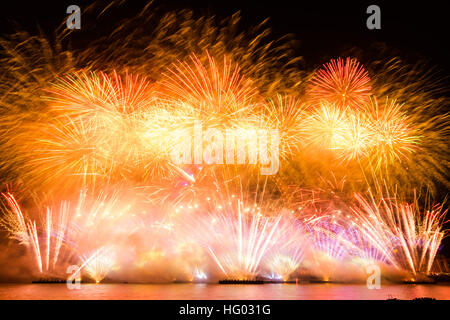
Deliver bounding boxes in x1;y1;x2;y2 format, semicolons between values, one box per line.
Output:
1;0;450;73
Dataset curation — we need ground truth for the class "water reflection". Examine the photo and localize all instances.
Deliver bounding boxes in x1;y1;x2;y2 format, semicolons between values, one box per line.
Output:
0;283;449;300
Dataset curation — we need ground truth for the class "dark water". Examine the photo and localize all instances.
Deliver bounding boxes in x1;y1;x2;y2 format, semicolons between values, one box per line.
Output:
0;283;449;300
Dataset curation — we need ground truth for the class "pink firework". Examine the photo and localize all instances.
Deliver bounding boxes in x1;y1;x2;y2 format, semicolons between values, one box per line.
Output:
308;57;372;108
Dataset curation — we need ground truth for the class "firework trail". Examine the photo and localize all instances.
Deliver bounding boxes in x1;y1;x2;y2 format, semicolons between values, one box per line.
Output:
203;200;282;280
80;247;116;283
350;192;448;277
0;193;29;244
1;193;71;274
0;189;134;276
264;217;309;281
362;97;420;172
173;176;291;281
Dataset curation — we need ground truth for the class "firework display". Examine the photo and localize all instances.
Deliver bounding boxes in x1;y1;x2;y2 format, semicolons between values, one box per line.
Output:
0;2;449;286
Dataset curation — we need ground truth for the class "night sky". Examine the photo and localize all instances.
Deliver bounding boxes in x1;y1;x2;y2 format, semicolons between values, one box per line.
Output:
1;0;450;75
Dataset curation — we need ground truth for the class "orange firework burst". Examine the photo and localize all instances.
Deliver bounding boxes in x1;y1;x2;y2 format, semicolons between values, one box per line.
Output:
308;57;372;108
159;52;260;125
24;70;193;191
365;97;421;171
44;70;156;172
301;97;421;169
261;94;308;159
303;102;372;162
46;70;154;117
25;116;114;192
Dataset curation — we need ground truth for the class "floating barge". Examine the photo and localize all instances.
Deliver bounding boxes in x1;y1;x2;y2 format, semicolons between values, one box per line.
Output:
32;278;66;284
219;279;264;284
428;273;450;283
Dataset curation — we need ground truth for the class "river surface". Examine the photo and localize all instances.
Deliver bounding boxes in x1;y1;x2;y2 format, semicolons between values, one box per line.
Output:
0;283;449;299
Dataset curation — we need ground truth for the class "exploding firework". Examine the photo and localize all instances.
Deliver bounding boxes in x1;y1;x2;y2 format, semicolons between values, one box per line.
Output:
46;71;154;117
307;57;372;108
0;193;29;244
303;102;372;162
17;70;200;193
160;52;259;117
261;94;308;159
42;71;157;184
364;97;420;171
25;116;114;193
